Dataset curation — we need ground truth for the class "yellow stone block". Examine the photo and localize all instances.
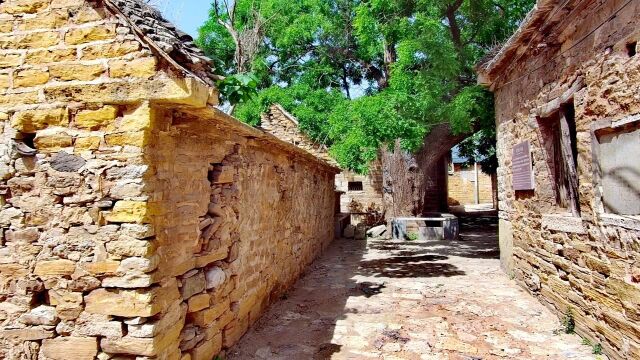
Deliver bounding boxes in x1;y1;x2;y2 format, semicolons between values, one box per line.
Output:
26;48;77;64
41;337;98;360
73;6;104;23
49;290;83;306
110;57;157;79
0;32;60;49
100;318;183;356
187;293;211;313
34;132;73;152
18;9;69;31
14;68;50;87
51;0;85;8
0;74;9;90
34;259;76;276
0;53;22;68
105;131;148;147
81;260;120;276
0;328;54;341
85;279;179;317
50;63;105;81
191;332;222;360
0;0;50;14
189;299;228;327
80;41;140;60
106;201;149;223
65;25;116;45
11;108;69;132
85;288;155;317
0;22;13;33
119;102;154;131
74;136;101;151
44;77;211;107
0;91;39;107
75;105;118;130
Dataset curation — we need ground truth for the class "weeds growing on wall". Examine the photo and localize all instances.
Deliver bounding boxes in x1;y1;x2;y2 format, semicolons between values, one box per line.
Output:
592;343;603;355
562;309;575;334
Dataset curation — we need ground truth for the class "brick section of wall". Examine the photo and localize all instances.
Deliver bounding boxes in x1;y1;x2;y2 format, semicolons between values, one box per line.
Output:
335;159;384;214
447;164;493;206
491;0;640;358
0;1;337;359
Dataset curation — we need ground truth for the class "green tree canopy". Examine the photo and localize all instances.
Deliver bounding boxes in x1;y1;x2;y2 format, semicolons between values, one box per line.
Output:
197;0;533;173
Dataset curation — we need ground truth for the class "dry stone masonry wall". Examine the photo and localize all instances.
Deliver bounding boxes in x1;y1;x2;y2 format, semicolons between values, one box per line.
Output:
482;0;640;358
0;1;338;359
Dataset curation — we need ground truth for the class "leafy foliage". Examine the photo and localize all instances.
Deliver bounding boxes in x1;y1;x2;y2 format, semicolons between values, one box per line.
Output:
198;0;535;172
216;73;259;105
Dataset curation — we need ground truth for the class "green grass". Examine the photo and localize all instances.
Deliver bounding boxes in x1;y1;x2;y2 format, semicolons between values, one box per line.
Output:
407;232;418;241
592;343;603;355
562;309;575;334
579;334;603;355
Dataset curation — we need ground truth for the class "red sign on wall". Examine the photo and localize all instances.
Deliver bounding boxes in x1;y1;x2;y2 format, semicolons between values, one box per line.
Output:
512;141;534;191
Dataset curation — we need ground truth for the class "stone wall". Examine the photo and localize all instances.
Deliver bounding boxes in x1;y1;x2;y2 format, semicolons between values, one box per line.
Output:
261;104;385;219
260;104;336;165
447;163;493;206
0;1;338;359
487;0;640;358
335;159;384;215
142;108;337;359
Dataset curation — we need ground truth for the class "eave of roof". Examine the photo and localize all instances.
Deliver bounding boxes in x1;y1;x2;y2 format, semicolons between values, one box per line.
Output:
476;0;561;89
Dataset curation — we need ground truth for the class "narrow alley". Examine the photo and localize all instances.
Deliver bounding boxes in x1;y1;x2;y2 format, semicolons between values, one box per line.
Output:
228;217;599;360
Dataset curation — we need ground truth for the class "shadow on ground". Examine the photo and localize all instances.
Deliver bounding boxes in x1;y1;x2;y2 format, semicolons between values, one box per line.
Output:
227;213;499;359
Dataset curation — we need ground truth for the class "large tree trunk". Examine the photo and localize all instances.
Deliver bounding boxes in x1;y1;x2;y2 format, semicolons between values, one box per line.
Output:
381;124;468;218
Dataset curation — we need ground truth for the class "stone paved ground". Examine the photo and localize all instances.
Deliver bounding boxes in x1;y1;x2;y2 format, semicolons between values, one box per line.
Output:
227;217;603;360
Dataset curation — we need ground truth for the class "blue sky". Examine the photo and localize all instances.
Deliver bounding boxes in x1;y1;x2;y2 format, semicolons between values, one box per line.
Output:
160;1;211;38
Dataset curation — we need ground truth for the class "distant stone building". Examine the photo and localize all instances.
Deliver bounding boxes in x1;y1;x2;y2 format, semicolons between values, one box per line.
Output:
447;147;494;207
334;159;384;219
262;105;385;221
478;0;640;358
260;104;337;166
0;1;339;359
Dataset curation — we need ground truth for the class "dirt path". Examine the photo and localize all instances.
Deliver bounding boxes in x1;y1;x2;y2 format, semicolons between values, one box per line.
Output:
227;218;600;360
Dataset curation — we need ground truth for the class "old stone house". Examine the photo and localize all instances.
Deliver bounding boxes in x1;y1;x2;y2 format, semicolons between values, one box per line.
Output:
478;0;640;358
0;1;339;359
262;104;385;224
447;147;494;207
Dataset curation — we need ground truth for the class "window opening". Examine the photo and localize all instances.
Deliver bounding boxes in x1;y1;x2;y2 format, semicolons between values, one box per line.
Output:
348;181;364;192
540;102;580;216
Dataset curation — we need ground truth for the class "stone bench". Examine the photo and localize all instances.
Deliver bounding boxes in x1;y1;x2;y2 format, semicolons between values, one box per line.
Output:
391;214;459;241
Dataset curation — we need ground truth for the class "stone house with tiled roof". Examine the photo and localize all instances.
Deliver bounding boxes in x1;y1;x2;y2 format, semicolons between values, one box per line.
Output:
478;0;640;358
0;1;339;359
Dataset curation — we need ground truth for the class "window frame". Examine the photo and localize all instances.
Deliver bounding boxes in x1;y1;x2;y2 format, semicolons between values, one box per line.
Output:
591;113;640;220
538;103;581;217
